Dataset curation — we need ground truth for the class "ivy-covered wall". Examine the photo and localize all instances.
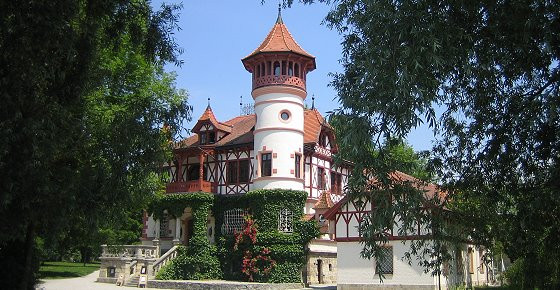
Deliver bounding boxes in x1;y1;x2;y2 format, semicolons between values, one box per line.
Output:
148;189;319;283
148;193;222;280
214;189;319;283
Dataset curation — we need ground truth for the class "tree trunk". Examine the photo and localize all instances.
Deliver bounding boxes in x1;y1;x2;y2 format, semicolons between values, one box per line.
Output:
20;222;35;290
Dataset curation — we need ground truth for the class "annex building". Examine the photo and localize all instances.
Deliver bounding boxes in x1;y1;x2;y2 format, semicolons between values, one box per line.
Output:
98;9;489;289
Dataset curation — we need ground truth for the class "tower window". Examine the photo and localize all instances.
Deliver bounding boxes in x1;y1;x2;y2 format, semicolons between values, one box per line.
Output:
288;61;293;76
294;63;300;77
261;63;265;76
208;131;216;144
273;62;280;76
282;60;286;75
261;153;272;177
256;65;261;78
295;154;301;178
280;110;291;121
267;61;272;75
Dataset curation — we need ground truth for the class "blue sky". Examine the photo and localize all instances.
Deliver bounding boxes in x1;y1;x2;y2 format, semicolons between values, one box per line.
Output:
152;1;436;151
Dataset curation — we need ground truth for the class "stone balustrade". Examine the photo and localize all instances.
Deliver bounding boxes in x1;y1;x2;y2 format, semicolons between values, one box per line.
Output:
153;245;179;275
100;245;159;259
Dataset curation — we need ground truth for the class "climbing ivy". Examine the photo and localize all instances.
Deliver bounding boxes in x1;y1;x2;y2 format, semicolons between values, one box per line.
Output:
214;189;319;283
149;189;319;283
148;192;222;280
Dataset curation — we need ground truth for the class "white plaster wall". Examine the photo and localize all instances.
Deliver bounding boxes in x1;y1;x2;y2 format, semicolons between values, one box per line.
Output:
336;217;347;238
254;93;304;131
305;201;315;215
308;240;337;254
253;92;304;190
337;241;436;286
253;178;303;190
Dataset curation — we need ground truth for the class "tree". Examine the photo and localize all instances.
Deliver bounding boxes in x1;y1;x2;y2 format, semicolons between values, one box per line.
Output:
288;0;559;287
0;1;190;288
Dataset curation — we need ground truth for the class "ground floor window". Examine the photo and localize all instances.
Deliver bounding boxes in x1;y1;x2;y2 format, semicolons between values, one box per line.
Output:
278;208;293;233
376;246;393;274
107;267;116;278
221;208;246;235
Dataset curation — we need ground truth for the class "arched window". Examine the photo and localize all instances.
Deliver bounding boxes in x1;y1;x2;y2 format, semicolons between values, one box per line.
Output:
278;208;293;233
288;61;293;76
273;62;281;76
294;63;300;77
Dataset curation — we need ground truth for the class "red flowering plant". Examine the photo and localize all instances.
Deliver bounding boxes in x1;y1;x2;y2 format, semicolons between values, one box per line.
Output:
233;215;276;282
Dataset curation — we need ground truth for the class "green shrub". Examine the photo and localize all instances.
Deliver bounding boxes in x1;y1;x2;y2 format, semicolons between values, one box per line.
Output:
156;245;222;280
268;263;302;283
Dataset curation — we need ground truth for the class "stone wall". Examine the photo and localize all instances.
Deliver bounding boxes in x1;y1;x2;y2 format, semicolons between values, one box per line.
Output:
305;252;337;285
147;280;303;290
337;285;435;290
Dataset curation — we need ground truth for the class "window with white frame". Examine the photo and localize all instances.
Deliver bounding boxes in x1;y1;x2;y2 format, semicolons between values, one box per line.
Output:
376;246;393;274
278;208;293;233
221;208;246;235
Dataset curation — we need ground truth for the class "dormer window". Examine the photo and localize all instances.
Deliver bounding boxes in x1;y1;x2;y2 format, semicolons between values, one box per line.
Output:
320;134;328;147
199;131;216;145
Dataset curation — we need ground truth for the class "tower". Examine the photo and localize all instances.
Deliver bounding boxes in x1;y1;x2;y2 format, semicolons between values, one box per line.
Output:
242;7;316;190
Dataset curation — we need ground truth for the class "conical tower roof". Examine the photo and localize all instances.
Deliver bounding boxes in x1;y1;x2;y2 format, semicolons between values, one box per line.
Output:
242;7;315;70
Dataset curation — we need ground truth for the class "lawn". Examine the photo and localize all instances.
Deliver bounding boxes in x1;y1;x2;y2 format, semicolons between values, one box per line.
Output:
39;261;100;279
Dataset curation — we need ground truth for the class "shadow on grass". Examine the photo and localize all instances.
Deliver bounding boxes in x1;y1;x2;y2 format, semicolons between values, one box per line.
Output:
41;262;99;268
39;271;83;279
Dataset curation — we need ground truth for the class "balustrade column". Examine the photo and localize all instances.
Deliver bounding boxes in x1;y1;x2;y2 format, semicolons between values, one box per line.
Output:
173;217;181;245
153;219;161;257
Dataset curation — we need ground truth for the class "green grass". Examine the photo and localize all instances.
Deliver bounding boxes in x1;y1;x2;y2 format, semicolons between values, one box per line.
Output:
474;286;513;290
39;261;100;279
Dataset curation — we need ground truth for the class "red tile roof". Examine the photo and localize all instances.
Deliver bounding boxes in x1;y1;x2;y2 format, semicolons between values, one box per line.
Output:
323;171;446;220
303;109;333;144
192;106;232;133
177;109;331;150
314;191;335;209
243;20;315;61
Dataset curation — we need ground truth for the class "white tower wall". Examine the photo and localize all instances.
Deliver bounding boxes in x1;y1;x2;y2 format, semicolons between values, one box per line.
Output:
253;92;305;190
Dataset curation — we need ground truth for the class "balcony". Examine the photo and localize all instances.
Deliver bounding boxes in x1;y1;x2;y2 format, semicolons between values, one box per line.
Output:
166;180;213;193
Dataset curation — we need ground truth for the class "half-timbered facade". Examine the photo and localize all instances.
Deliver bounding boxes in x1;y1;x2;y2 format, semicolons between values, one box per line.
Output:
323;172;489;289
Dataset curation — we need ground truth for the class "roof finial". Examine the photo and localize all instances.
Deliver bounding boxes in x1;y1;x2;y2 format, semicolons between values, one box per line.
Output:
276;2;283;24
239;96;243;116
311;94;315;110
207;97;211;109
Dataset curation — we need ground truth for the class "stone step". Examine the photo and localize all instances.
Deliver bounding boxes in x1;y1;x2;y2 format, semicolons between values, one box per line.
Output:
124;275;141;287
